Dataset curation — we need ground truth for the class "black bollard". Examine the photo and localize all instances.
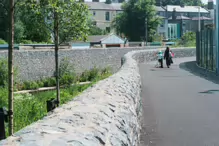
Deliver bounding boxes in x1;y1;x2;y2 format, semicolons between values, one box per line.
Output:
0;107;8;140
46;98;58;112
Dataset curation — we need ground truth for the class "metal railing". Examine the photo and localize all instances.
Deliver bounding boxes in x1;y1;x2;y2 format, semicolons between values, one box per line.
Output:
196;29;216;72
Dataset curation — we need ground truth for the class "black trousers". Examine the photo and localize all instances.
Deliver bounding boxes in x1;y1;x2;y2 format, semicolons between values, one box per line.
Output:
166;58;171;67
158;59;163;68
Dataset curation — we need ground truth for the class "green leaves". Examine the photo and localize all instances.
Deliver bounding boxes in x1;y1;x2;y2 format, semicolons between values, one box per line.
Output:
19;0;89;43
112;0;161;41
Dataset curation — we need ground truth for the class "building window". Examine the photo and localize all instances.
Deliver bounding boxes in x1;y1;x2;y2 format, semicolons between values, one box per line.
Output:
105;12;110;21
159;12;164;16
93;11;96;16
106;27;110;33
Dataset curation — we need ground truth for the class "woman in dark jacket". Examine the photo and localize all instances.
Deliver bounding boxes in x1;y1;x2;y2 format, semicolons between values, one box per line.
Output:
164;47;171;68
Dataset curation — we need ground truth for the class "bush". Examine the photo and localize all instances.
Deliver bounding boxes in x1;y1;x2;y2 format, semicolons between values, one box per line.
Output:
43;78;56;87
79;70;90;82
60;74;76;86
20;40;33;44
22;81;39;90
101;67;111;75
152;33;163;42
176;32;196;47
88;66;100;81
0;59;18;87
57;58;76;85
79;67;111;82
0;88;8;107
0;39;7;44
36;81;44;87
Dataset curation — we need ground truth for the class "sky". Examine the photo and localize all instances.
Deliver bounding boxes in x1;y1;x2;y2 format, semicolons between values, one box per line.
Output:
201;0;216;4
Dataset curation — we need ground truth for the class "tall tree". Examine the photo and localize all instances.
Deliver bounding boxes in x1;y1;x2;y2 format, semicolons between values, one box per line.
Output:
17;7;51;43
112;0;160;41
0;0;9;41
22;0;89;106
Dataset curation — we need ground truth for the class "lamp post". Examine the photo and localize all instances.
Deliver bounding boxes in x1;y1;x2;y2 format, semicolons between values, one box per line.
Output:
145;17;147;46
198;6;201;32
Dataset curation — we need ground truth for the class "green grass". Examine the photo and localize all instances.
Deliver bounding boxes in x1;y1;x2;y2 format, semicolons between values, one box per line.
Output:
0;67;112;136
0;84;92;135
13;83;92;133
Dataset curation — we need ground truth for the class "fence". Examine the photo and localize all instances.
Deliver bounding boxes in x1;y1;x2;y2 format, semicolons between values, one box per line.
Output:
196;29;216;72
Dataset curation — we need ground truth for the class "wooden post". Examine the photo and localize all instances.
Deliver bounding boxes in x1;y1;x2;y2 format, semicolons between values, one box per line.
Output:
54;10;60;106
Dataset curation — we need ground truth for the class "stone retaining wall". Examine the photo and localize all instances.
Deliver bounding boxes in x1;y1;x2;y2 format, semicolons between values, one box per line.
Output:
0;48;196;146
0;47;195;81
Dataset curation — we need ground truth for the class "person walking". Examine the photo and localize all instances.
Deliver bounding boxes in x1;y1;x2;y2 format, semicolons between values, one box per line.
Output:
164;47;171;68
157;50;163;68
169;50;174;65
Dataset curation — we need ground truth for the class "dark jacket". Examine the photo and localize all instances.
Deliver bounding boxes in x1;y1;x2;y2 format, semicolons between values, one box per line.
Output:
164;49;170;60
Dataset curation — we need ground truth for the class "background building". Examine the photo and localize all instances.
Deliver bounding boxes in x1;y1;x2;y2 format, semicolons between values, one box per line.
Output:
86;2;213;40
86;2;122;32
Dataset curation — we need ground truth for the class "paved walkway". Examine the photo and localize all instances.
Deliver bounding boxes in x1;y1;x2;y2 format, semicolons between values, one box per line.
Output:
140;57;219;146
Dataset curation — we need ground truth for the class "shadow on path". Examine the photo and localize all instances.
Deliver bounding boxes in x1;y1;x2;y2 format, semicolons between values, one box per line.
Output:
179;61;219;85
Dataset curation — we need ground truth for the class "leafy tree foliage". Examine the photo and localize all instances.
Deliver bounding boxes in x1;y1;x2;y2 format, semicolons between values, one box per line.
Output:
112;0;160;41
20;0;90;43
88;21;107;35
17;7;51;43
0;0;9;42
105;0;112;4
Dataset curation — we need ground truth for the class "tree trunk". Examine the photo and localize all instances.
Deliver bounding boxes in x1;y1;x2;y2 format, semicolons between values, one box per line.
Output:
54;10;60;106
8;0;14;135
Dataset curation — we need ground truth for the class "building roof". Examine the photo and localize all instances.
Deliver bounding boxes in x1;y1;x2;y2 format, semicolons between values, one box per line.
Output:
87;35;107;42
88;34;125;44
155;6;165;12
166;5;209;13
192;16;213;20
168;15;191;20
85;2;122;10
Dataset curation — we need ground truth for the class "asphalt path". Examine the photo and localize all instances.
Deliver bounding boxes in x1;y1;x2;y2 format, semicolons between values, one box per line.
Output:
140;57;219;146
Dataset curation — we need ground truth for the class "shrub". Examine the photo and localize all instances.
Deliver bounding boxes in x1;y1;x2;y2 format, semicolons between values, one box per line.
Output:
101;67;111;75
0;39;7;44
58;57;76;85
177;32;196;47
0;88;8;107
88;66;100;81
60;74;76;86
0;59;18;87
152;33;163;42
30;82;39;89
36;81;44;88
79;70;90;82
43;78;56;87
79;67;111;82
20;40;33;44
22;81;39;90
